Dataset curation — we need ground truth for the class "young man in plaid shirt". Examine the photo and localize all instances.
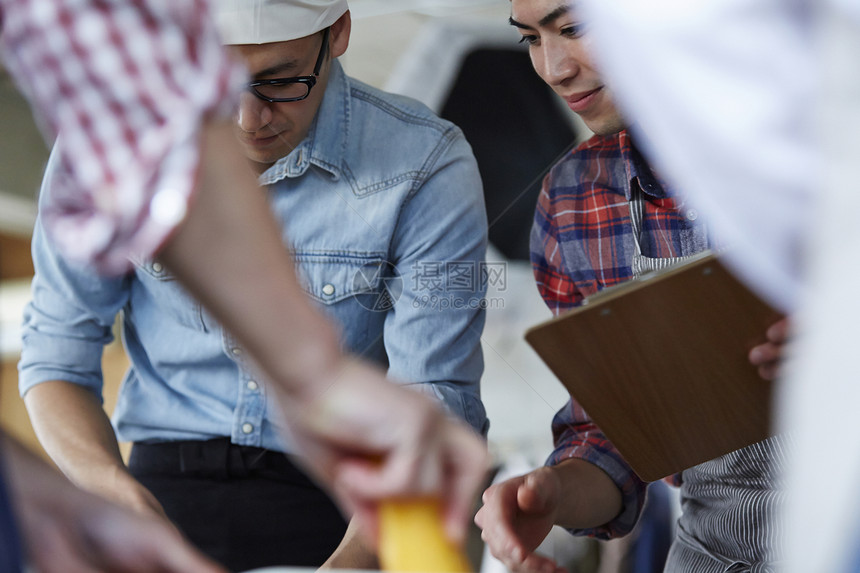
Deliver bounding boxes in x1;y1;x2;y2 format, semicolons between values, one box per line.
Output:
475;1;790;572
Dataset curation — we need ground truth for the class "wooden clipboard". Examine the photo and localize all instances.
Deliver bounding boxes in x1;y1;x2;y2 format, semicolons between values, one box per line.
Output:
525;253;781;482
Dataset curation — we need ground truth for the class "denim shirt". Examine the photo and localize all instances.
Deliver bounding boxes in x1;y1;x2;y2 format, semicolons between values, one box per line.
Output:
19;60;489;452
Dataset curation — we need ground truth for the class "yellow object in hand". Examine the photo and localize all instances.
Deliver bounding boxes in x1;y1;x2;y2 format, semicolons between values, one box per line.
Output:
378;497;472;572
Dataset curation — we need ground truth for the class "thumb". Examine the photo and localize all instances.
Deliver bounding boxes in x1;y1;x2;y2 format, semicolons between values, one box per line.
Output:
517;471;555;515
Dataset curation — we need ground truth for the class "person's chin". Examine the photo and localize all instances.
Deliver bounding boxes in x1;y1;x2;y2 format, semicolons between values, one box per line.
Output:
239;141;276;161
584;114;626;137
238;131;297;165
235;144;271;168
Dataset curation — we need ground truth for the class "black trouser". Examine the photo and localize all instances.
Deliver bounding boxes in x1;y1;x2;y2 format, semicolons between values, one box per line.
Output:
129;438;347;573
0;451;24;573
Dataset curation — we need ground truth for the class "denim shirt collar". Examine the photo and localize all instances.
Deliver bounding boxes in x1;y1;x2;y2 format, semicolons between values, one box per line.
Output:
258;59;349;186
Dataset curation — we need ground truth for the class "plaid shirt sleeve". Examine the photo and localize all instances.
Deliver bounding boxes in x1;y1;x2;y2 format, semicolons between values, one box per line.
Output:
547;400;649;539
0;0;246;274
531;152;648;539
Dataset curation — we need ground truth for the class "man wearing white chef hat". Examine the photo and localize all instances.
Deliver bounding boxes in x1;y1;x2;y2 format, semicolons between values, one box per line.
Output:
21;0;489;570
213;0;352;171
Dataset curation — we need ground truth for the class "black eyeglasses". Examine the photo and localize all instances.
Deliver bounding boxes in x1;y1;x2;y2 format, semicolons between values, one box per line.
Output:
247;27;330;103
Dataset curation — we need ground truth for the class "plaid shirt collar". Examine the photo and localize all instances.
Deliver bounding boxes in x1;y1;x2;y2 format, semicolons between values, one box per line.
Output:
622;131;663;197
618;129;694;211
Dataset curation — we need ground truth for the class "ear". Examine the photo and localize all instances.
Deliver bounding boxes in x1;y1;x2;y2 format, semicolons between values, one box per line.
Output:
329;10;351;58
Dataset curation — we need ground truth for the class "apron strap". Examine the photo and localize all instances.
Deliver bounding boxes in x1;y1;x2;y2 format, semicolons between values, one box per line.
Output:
629;181;646;259
629;181;706;278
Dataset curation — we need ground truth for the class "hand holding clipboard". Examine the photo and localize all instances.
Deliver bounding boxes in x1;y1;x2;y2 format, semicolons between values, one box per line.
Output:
525;253;783;481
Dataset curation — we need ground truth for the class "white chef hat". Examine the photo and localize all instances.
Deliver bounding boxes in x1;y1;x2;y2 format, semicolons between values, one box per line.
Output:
213;0;349;45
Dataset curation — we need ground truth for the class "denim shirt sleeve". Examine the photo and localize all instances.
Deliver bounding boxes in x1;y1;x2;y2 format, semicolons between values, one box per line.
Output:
18;152;130;401
384;127;489;436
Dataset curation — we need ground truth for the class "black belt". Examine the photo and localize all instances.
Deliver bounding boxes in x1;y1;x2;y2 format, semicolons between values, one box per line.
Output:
130;438;309;482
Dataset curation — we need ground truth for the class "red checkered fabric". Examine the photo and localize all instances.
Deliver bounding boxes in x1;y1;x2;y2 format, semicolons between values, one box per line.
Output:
1;0;246;274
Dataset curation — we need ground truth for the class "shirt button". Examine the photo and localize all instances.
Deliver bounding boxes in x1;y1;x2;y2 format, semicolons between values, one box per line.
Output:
322;284;335;296
241;423;254;434
246;380;259;391
231;347;242;356
152;262;163;273
686;209;698;221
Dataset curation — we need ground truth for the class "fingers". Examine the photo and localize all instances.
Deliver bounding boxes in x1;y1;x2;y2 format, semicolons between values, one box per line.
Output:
749;317;791;380
507;551;567;573
749;343;782;380
517;469;556;514
478;478;522;528
334;418;487;546
476;469;562;573
520;554;568;573
766;317;790;343
478;516;527;571
479;524;564;573
748;342;781;366
475;477;529;566
332;402;443;500
276;358;488;550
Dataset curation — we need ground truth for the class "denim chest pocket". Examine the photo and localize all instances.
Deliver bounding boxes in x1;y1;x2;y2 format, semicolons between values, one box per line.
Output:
294;252;389;306
133;261;210;331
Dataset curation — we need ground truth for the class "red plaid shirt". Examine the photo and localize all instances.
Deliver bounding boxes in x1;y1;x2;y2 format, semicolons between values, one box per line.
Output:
531;130;711;538
1;0;246;274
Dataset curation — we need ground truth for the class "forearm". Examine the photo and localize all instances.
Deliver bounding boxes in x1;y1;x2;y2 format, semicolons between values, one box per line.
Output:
320;517;379;570
158;122;342;403
25;381;172;519
550;458;622;530
24;381;125;484
22;379;161;515
548;399;643;536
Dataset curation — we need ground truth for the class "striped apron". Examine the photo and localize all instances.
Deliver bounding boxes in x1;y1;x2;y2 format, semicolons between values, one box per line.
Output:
629;186;788;572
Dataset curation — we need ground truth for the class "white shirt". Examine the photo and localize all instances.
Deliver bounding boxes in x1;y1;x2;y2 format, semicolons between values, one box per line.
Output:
581;0;860;571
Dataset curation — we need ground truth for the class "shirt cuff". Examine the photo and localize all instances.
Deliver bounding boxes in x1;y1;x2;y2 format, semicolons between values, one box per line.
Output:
546;443;648;539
